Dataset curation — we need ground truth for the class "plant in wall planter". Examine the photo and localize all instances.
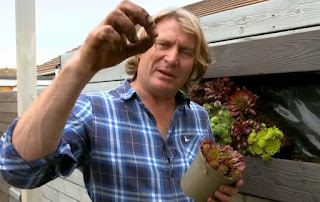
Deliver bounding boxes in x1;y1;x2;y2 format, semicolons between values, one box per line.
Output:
181;139;245;202
203;101;234;146
248;124;284;161
188;77;285;161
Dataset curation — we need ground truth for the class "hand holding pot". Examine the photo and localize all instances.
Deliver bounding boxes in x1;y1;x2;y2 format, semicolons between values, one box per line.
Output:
207;179;243;202
181;139;245;202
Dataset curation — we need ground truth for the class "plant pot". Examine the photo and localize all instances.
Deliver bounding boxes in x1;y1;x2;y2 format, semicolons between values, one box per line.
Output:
180;150;236;202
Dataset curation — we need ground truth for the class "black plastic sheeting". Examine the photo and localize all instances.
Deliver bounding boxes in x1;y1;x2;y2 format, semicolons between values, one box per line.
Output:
230;72;320;162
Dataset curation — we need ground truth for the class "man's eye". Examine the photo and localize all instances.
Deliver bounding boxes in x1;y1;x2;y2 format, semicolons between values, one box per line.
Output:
157;42;167;47
181;50;191;56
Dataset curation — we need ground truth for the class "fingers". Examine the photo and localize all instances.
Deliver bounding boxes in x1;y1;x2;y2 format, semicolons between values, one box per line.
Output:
219;185;239;196
104;9;138;43
78;1;158;71
214;190;232;202
207;197;217;202
87;26;123;49
100;1;157;44
116;0;158;38
208;181;243;202
235;179;244;187
126;36;155;57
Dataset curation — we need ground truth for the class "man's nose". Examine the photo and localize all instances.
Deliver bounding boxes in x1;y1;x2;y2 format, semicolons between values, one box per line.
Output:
164;47;179;66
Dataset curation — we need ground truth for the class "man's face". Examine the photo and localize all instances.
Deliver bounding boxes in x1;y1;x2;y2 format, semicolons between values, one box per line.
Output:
135;17;196;96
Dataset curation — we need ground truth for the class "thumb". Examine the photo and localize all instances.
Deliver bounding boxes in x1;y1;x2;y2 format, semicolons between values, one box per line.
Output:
126;36;155;58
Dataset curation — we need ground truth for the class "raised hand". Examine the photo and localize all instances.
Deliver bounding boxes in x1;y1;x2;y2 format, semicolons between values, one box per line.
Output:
76;0;158;73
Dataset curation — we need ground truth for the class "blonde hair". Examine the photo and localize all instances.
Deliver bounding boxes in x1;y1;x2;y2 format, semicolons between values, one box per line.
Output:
126;8;212;94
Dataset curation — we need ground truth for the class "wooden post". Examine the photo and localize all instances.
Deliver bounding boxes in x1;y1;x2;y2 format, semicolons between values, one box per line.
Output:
15;0;42;201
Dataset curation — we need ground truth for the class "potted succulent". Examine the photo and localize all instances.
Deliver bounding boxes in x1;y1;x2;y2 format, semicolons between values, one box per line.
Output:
181;139;245;202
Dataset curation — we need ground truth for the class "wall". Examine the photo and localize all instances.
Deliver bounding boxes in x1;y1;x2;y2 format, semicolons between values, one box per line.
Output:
0;91;17;201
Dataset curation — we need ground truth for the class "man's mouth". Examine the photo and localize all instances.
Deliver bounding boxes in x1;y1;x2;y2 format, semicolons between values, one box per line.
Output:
158;70;174;77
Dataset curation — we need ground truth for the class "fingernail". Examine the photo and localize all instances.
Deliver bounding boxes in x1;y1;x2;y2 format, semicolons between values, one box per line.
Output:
220;186;224;192
151;28;158;37
147;16;153;24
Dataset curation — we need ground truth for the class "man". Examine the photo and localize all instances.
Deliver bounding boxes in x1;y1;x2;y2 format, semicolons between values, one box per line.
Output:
0;1;243;201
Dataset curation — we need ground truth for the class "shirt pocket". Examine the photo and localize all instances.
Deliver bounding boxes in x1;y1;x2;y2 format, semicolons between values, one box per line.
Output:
179;134;199;162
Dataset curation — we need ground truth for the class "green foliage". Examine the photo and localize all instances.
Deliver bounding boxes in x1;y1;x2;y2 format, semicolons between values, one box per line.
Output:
248;125;284;161
204;101;234;145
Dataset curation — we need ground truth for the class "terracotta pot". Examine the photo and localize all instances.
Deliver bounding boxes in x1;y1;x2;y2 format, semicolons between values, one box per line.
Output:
180;150;236;202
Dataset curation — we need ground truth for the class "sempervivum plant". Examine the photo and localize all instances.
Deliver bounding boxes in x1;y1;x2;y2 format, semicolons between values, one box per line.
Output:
248;124;284;161
204;77;234;104
230;119;262;154
200;139;245;181
204;101;234;146
225;87;259;118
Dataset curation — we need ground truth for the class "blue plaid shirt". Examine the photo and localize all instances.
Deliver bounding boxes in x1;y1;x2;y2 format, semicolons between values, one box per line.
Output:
0;80;213;201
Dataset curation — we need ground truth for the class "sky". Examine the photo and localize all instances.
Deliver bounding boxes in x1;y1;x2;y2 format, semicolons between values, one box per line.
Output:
0;0;201;68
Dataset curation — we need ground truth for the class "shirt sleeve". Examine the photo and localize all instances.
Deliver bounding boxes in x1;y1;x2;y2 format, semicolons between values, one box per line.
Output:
0;94;93;189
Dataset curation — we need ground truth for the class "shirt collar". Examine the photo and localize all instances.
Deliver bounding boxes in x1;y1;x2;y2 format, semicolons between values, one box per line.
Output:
118;79;190;107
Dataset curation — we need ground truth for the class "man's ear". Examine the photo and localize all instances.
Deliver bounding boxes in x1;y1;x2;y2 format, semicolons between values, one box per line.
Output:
137;54;141;59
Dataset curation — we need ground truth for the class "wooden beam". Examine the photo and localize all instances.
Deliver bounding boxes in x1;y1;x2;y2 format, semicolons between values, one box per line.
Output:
205;26;320;78
0;102;17;114
0;112;17;124
199;0;320;43
0;123;11;134
0;112;18;124
15;0;42;201
0;91;17;102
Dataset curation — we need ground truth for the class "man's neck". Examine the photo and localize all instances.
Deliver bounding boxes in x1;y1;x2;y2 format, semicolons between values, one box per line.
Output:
130;80;177;110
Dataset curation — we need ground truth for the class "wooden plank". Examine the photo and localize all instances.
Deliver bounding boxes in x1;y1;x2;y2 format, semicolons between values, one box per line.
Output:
42;185;59;202
205;26;320;78
0;102;17;114
64;169;85;187
46;178;91;202
0;193;8;202
0;123;10;134
43;197;51;202
16;0;41;200
233;193;275;202
0;174;10;197
0;91;17;102
199;0;320;43
0;112;17;124
42;185;79;202
83;80;123;93
240;156;320;202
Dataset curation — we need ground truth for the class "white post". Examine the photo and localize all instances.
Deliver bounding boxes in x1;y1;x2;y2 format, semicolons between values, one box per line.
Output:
15;0;42;201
